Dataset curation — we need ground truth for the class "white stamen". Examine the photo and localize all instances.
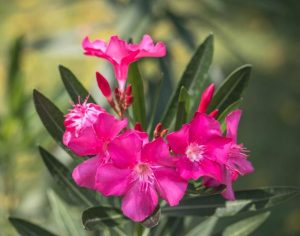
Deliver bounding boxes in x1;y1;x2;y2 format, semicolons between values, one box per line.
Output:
185;143;206;162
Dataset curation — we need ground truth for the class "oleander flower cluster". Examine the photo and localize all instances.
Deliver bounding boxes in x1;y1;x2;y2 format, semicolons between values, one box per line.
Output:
62;35;254;222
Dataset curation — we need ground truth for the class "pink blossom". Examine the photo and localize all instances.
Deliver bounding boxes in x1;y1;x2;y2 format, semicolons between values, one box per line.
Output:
167;113;229;182
95;131;187;222
204;110;254;200
82;35;166;91
63;100;127;156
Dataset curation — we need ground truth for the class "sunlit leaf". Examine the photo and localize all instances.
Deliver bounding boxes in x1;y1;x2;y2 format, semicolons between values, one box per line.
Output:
128;62;146;129
59;65;96;103
185;216;218;236
208;65;251;114
161;187;299;217
161;34;214;127
222;211;270;236
48;190;84;236
9;217;57;236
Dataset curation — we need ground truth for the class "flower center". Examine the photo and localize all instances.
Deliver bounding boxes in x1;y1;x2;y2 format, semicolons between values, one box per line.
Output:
133;163;155;191
185;143;206;162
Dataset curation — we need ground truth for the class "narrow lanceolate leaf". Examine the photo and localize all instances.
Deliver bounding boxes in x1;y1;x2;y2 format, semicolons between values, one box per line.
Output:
207;65;251;115
161;187;299;217
175;86;190;130
33;89;64;144
82;206;129;230
217;99;243;131
128;62;146;129
39;146;99;207
59;65;96;103
222;211;270;236
161;34;214;127
48;190;84;236
9;217;57;236
185;216;218;236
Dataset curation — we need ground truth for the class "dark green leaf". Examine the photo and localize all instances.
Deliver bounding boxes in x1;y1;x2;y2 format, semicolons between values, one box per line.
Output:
33;89;65;144
175;86;190;130
128;62;146;129
82;206;128;230
161;34;214;127
9;217;57;236
59;65;96;103
222;211;270;236
207;65;251;114
185;216;218;236
161;187;299;217
39;146;98;207
217;99;243;131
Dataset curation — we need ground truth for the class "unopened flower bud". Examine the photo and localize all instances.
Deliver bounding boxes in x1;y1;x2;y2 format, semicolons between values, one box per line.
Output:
197;84;215;113
96;72;112;100
125;84;132;96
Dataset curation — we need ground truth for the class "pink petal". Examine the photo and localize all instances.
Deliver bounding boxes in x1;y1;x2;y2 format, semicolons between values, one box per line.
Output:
167;124;190;155
106;36;132;64
93;113;127;142
227;156;254;176
72;156;101;190
108;132;141;168
154;167;187;206
225;109;242;142
189;113;222;144
63;128;103;156
221;169;235;200
136;35;166;58
141;138;173;166
121;182;158;222
198;158;223;182
82;36;107;55
95;164;131;196
176;157;202;180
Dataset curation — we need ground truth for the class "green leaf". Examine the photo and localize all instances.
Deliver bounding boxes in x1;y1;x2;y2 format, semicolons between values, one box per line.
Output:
217;99;243;131
48;190;84;236
7;36;26;116
161;34;214;127
161;187;299;217
175;86;190;130
33;89;64;145
82;206;128;231
39;146;99;207
9;217;57;236
207;65;251;114
59;65;96;103
185;216;218;236
128;62;146;129
222;211;270;236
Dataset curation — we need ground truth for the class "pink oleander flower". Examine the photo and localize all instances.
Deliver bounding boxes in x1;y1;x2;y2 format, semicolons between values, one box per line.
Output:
82;34;166;91
204;110;254;200
95;131;187;222
63;100;127;156
167;113;229;182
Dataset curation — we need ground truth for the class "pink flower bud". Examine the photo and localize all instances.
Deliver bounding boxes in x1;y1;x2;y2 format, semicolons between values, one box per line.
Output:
134;122;143;132
96;72;112;100
209;109;219;118
197;84;215;113
125;84;132;96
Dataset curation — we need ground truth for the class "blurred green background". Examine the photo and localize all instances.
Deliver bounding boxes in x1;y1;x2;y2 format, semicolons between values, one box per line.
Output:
0;0;300;235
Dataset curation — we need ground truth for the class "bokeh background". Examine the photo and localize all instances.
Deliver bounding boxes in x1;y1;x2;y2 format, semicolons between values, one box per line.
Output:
0;0;300;235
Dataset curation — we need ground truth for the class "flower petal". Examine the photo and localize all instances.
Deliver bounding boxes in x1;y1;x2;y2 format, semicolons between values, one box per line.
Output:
63;128;103;156
154;167;187;206
95;164;131;196
225;109;242;142
189;113;222;144
121;182;158;222
108;132;141;168
93;113;127;142
167;124;190;155
72;156;101;190
176;157;202;180
141;138;173;166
